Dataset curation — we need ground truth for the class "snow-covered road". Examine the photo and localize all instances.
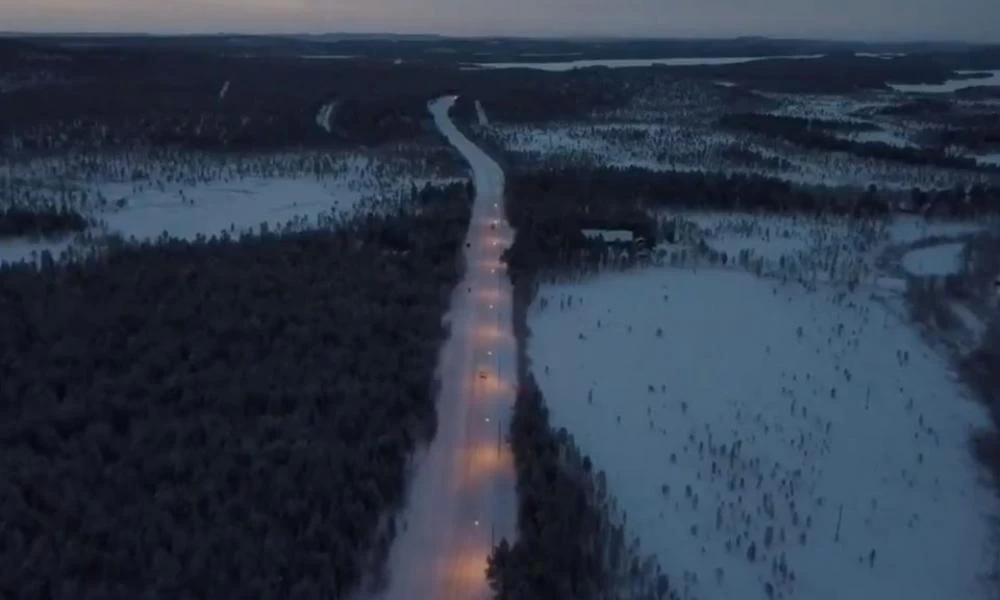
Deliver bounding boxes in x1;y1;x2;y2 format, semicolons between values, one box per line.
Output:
377;96;517;600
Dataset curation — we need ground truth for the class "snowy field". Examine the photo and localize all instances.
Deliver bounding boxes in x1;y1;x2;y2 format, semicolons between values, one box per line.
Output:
0;149;461;265
475;75;1000;190
978;153;1000;167
491;120;984;190
96;177;378;242
902;242;965;276
676;212;988;281
527;212;997;600
886;216;986;245
480;78;994;190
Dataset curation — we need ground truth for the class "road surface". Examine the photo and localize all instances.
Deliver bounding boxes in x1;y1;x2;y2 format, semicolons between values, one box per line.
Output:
377;96;517;600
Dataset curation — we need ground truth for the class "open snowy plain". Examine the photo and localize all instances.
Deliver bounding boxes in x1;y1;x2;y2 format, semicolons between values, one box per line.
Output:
0;146;459;265
477;75;999;190
527;212;998;600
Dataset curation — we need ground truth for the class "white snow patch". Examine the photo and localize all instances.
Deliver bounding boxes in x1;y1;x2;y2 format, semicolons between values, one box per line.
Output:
492;120;983;190
316;101;338;133
685;212;817;264
301;54;358;60
582;228;634;243
96;178;371;242
950;302;987;341
0;236;75;266
519;52;585;58
670;211;886;286
218;80;230;100
839;128;915;148
855;52;907;59
888;216;986;245
529;266;995;600
475;100;490;126
902;243;965;276
975;153;1000;167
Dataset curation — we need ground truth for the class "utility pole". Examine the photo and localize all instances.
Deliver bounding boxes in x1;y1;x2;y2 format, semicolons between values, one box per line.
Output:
835;504;844;542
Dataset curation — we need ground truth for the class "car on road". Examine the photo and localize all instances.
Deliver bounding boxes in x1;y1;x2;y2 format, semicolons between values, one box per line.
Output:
478;370;488;380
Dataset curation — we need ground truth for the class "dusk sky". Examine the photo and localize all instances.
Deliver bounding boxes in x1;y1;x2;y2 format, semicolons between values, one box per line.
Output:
4;0;998;42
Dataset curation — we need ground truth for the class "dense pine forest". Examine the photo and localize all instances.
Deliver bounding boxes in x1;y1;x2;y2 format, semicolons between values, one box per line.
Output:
0;183;472;598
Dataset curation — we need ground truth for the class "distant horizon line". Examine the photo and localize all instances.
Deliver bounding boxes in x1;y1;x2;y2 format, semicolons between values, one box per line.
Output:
0;31;995;47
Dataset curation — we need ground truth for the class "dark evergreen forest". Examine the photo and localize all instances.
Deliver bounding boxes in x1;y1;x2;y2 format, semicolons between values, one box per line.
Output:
0;183;472;598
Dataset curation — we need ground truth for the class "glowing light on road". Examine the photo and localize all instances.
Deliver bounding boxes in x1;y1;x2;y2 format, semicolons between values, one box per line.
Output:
460;441;515;490
474;520;480;527
485;417;490;422
474;286;503;304
474;323;508;343
441;550;491;597
491;268;496;273
487;350;493;356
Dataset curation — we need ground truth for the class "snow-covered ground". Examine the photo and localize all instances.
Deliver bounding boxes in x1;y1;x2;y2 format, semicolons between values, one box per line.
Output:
472;55;824;71
0;235;77;266
837;128;916;148
887;216;985;245
218;80;230;100
478;79;990;190
890;70;1000;94
766;94;886;123
316;101;338;132
0;149;458;265
480;78;997;191
855;52;907;59
977;153;1000;167
301;54;359;60
528;260;995;600
475;100;490;126
0;177;373;265
666;212;989;288
519;210;997;599
489;120;985;190
97;177;375;242
902;242;965;276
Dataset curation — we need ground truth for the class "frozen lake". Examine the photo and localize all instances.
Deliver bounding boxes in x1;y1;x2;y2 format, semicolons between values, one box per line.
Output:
471;54;824;71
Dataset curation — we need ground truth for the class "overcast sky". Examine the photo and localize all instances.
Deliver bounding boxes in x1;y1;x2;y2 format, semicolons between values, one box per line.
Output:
4;0;998;42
